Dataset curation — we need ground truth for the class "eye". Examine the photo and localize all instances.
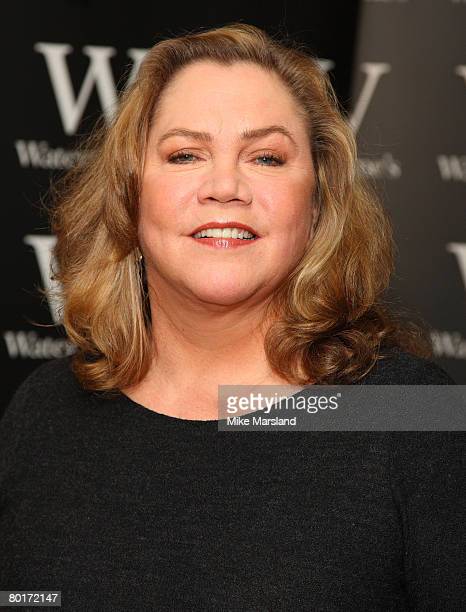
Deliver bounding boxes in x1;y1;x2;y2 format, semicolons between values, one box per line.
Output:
254;152;285;166
168;151;198;164
167;150;286;166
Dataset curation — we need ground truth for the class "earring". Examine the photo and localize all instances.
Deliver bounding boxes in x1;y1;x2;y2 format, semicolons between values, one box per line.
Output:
135;246;143;261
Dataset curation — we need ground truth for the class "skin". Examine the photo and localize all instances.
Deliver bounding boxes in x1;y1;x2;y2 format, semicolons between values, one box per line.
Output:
122;60;317;420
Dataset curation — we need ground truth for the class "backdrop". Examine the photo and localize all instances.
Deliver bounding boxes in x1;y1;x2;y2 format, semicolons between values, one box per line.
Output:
2;0;464;413
352;0;465;386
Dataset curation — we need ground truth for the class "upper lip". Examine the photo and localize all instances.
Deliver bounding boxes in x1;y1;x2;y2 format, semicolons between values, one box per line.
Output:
190;221;260;237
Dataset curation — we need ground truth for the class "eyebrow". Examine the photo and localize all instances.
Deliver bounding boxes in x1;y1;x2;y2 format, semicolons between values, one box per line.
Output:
156;124;297;147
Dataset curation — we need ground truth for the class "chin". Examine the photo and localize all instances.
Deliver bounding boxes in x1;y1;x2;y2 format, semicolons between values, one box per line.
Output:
188;280;262;307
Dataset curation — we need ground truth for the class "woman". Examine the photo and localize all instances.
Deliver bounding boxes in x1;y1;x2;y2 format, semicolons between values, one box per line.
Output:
1;23;463;610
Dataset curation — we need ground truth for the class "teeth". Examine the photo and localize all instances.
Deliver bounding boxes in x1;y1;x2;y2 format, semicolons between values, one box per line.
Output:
193;227;257;239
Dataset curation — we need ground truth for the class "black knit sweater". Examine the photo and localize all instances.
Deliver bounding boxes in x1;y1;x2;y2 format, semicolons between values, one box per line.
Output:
0;348;464;611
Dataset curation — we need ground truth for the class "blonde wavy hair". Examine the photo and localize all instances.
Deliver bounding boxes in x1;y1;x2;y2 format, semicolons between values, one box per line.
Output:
43;22;433;391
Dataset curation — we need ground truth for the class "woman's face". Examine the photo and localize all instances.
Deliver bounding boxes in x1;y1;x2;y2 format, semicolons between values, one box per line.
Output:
139;60;316;308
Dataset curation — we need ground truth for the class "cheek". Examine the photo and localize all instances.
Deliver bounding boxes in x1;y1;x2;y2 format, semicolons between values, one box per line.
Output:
265;182;313;242
138;174;187;234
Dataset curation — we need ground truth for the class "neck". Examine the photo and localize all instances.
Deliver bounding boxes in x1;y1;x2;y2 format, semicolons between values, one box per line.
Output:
147;276;280;386
123;271;291;419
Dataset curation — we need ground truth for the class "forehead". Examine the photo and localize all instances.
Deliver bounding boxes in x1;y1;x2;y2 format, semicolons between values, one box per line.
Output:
151;60;306;132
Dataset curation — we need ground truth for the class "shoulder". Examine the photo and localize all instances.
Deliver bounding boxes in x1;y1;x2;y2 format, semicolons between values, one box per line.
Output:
1;355;80;434
0;356;77;478
358;345;456;385
5;355;78;408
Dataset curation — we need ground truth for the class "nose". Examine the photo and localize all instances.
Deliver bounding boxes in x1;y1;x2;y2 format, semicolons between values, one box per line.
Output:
197;159;252;205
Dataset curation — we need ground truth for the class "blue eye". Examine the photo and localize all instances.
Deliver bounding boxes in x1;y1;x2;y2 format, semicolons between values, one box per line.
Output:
167;151;285;165
256;153;284;166
168;152;197;164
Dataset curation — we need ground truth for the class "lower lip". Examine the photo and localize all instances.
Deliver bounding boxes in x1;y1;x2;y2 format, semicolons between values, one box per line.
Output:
190;237;260;249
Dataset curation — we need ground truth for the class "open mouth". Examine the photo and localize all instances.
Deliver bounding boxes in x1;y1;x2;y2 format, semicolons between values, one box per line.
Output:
191;228;258;240
189;228;260;249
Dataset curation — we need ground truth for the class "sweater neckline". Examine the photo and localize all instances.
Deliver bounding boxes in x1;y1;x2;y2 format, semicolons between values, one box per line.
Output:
116;388;225;427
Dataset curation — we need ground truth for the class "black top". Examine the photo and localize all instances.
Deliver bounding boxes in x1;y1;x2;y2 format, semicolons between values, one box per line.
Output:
0;348;464;611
